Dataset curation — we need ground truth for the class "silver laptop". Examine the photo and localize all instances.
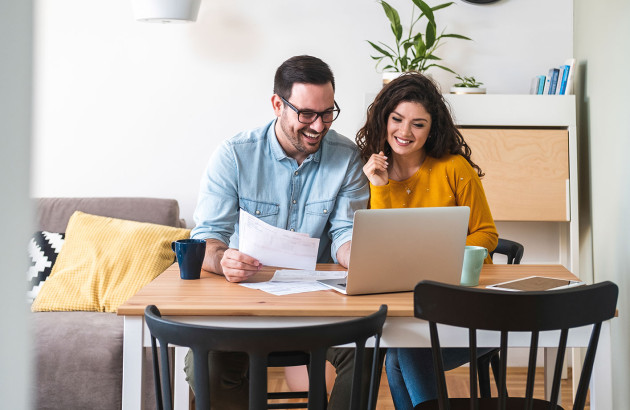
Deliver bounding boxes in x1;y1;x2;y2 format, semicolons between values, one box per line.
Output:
318;206;470;295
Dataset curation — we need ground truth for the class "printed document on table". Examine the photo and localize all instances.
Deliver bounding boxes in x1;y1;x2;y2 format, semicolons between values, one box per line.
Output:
240;281;330;295
238;209;320;270
271;270;347;282
240;270;347;295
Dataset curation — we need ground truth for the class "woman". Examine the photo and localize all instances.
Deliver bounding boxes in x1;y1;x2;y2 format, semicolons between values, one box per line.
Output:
355;72;498;409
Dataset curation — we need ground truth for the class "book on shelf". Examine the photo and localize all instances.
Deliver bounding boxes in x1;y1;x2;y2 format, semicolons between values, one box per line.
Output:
530;76;541;94
536;75;546;94
557;64;569;95
547;68;560;94
563;58;576;94
542;72;550;94
531;58;576;95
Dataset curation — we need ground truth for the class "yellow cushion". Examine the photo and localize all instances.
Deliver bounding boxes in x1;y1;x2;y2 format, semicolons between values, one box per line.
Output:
32;211;190;313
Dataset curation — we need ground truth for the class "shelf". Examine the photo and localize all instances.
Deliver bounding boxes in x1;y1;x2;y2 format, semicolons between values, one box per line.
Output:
444;94;576;128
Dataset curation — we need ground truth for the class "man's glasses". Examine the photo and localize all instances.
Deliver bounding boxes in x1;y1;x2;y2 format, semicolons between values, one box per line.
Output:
280;96;341;124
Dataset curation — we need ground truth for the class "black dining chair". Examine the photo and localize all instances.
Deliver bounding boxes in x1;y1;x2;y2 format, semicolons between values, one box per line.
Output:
413;280;618;410
478;237;525;398
490;238;524;265
145;304;387;410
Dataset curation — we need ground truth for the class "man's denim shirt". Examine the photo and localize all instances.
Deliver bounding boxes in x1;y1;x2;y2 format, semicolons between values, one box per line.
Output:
191;119;369;263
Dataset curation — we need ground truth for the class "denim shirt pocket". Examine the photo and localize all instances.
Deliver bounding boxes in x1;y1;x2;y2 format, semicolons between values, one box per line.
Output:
240;198;280;226
305;199;336;217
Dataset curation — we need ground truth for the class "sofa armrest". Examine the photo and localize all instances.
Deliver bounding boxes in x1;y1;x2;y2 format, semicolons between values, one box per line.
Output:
36;197;185;232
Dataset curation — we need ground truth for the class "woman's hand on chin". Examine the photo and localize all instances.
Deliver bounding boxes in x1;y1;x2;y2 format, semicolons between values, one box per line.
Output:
363;151;389;186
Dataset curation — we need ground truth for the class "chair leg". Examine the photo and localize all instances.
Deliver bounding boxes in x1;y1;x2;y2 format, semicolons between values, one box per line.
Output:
369;348;387;410
477;352;492;398
477;349;508;398
489;351;508;397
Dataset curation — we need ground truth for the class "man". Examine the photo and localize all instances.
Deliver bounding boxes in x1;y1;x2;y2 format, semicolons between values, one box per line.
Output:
188;55;370;409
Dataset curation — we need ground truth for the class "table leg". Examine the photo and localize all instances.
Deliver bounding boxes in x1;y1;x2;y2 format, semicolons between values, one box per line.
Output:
174;347;190;410
571;348;584;398
122;316;144;410
590;322;613;410
543;347;562;404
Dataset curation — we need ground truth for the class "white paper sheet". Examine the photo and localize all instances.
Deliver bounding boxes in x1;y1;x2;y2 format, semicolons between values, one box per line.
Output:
240;281;330;295
271;270;347;282
239;270;347;295
238;209;320;270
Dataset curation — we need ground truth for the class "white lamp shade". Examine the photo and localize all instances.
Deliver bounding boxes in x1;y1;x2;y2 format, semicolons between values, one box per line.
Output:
133;0;202;23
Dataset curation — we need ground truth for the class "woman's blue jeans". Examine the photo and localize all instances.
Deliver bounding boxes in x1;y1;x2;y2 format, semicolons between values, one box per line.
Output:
385;347;493;409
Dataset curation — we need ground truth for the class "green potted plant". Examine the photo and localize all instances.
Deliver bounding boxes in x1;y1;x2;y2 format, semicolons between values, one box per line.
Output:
450;74;486;94
368;0;471;83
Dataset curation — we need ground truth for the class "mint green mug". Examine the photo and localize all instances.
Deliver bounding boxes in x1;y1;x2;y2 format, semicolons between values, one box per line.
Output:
460;246;488;287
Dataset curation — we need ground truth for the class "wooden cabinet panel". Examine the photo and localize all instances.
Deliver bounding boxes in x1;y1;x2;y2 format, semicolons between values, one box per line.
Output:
461;128;569;221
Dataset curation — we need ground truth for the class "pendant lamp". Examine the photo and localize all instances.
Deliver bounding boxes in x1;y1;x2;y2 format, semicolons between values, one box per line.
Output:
133;0;202;23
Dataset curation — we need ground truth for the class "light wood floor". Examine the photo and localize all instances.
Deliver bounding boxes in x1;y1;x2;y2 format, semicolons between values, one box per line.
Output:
268;367;588;409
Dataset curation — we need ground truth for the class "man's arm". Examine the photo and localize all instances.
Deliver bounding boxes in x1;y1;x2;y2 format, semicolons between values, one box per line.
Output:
192;141;262;282
191;141;239;243
203;238;261;282
327;148;370;262
202;238;228;274
335;240;352;268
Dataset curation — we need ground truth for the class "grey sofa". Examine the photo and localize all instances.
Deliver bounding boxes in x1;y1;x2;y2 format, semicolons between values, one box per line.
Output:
32;197;186;410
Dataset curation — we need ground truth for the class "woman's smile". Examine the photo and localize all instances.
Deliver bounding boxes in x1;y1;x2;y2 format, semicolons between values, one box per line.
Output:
393;136;413;146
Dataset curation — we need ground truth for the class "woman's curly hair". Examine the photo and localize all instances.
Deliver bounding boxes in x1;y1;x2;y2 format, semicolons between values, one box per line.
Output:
355;72;483;177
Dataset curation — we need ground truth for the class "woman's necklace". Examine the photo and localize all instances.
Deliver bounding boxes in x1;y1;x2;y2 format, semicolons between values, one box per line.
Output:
390;166;413;195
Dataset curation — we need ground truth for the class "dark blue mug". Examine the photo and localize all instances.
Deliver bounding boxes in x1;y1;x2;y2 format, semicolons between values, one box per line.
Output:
171;239;206;280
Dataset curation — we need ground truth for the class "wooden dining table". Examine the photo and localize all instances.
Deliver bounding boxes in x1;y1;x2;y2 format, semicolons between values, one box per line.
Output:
117;263;613;410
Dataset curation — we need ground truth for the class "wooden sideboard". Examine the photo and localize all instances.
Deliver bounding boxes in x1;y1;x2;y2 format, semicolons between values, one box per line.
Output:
462;128;569;221
444;94;578;277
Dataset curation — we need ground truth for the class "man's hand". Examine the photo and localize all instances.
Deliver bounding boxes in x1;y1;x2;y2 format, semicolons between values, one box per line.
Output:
203;239;261;282
220;248;261;282
336;241;352;268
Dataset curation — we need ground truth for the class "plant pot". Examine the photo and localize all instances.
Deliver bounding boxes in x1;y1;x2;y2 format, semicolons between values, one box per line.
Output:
382;72;403;86
450;86;486;95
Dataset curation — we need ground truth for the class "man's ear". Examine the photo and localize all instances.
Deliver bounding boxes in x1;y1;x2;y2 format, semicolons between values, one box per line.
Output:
271;94;283;117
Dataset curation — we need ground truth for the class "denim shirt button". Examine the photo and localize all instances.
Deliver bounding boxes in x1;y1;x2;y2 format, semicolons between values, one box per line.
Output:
323;209;328;214
294;171;298;176
290;228;295;232
255;210;260;215
292;200;297;204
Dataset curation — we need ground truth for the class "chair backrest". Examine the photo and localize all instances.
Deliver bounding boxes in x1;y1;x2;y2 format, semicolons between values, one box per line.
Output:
490;238;524;264
145;304;388;410
414;280;618;410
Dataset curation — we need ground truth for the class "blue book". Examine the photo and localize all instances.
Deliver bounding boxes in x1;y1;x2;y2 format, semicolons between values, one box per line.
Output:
537;75;546;94
547;68;560;94
556;66;566;94
558;64;570;95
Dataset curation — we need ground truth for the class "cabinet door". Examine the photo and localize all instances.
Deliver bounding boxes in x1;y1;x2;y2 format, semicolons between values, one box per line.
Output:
461;128;569;221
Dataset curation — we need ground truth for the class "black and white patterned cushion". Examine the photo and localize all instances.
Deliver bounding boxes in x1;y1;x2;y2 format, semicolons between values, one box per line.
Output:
27;231;65;303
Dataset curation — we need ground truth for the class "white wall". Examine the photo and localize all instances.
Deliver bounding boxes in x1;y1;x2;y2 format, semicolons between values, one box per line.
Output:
32;0;573;232
574;0;630;407
1;1;34;408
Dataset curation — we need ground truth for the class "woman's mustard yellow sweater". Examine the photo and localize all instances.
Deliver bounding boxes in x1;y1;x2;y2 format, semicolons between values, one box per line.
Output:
369;154;498;263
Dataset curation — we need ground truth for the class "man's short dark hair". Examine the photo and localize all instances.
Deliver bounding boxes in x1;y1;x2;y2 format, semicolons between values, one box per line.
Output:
273;55;335;100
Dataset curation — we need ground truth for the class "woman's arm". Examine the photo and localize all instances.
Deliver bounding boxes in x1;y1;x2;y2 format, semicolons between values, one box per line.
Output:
458;175;499;257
